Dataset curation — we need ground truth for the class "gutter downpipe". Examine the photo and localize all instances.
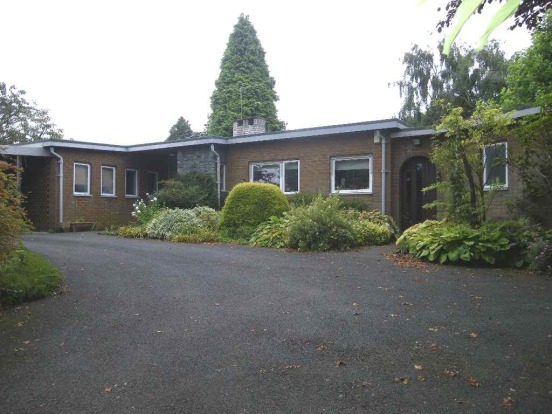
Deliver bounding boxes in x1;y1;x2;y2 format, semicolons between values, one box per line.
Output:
49;147;64;224
210;144;221;209
381;135;388;215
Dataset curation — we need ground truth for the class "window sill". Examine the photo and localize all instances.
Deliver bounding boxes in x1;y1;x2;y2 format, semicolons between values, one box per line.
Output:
483;186;508;192
101;195;117;198
125;195;139;199
73;194;92;197
331;190;372;195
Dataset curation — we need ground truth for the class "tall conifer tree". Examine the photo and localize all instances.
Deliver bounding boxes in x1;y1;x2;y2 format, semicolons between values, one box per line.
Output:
207;14;285;137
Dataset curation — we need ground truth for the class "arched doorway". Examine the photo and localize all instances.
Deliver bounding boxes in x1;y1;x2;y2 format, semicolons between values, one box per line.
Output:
400;156;437;230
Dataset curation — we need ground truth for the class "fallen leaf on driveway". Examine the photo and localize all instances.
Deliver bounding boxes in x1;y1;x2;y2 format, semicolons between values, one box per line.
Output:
214;303;220;306
443;370;459;377
469;332;479;338
430;343;440;351
352;302;359;307
284;365;301;369
465;377;480;387
22;341;31;345
417;375;426;381
501;396;514;407
335;360;345;367
104;385;112;392
414;365;423;370
394;377;409;384
403;302;414;307
316;344;327;351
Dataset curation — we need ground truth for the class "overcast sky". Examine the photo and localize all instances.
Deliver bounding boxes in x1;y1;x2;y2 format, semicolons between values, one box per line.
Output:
2;0;531;144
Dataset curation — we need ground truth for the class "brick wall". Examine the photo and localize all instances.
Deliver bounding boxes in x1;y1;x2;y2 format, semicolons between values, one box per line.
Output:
226;132;383;212
21;156;57;230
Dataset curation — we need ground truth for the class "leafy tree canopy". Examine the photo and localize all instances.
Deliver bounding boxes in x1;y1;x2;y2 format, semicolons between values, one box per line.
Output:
397;40;508;126
207;14;285;137
501;10;552;109
166;116;194;141
0;83;63;145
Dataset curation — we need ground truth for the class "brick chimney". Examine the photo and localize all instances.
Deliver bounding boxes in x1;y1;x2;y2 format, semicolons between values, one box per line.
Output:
232;117;267;137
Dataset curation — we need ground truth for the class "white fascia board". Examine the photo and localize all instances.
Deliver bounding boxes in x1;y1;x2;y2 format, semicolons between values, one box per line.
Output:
510;106;540;119
1;146;52;157
128;138;227;152
390;128;435;139
227;120;405;144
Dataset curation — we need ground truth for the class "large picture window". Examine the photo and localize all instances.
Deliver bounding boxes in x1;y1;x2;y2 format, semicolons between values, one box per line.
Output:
484;142;508;190
331;156;372;194
101;166;116;196
250;160;299;193
125;169;138;197
73;163;90;196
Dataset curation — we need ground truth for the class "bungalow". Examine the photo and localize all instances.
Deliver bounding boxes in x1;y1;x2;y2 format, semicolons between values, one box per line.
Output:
2;109;535;231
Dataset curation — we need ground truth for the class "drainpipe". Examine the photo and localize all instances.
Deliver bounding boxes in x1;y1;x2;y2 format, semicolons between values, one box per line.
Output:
210;144;221;209
49;147;64;224
381;135;388;215
16;155;22;190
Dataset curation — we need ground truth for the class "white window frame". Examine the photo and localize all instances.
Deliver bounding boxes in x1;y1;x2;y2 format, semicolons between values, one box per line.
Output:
330;155;373;194
147;171;159;195
249;160;300;194
220;164;227;192
101;166;116;197
125;168;139;198
483;142;508;191
73;162;91;196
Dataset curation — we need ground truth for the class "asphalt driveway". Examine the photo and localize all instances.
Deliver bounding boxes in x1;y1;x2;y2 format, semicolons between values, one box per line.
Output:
0;232;550;413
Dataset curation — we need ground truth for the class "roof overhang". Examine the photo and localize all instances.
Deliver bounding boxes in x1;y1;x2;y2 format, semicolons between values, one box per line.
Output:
1;146;52;157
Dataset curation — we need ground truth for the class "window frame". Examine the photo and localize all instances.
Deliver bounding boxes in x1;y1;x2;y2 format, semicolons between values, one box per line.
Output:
249;160;300;194
125;168;139;198
330;155;373;194
101;166;117;197
147;171;159;195
220;164;227;192
483;142;508;191
73;162;91;196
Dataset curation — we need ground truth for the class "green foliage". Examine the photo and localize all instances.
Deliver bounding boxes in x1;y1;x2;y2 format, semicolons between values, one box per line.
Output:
156;172;217;210
351;220;392;246
250;214;292;248
527;232;552;275
397;41;508;126
397;220;511;265
287;196;356;252
287;192;369;211
0;159;30;263
166;116;194;141
172;229;220;244
355;210;401;239
131;194;161;225
0;246;63;308
431;101;513;226
219;182;290;240
502;10;552;110
207;14;285;137
117;225;147;238
1;82;63;144
146;207;219;240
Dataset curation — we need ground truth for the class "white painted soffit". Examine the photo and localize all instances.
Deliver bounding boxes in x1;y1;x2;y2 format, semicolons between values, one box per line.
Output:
1;146;52;157
390;129;435;139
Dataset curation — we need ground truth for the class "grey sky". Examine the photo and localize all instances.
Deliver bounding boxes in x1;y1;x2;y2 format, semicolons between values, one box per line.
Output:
2;0;531;144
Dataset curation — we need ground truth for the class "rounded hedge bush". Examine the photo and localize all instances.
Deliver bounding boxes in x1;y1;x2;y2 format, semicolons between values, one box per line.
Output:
219;183;290;239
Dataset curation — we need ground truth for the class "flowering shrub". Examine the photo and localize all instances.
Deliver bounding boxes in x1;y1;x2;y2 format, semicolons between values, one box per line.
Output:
146;207;219;240
131;194;161;225
352;220;392;246
250;214;292;248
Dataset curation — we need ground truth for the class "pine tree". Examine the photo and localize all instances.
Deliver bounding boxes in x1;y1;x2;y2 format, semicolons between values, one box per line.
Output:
207;14;285;137
166;116;194;141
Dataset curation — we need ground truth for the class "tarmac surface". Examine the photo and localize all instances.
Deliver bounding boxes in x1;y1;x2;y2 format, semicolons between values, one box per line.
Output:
0;232;551;413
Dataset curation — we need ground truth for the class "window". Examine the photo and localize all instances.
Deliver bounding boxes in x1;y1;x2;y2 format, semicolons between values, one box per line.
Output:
147;171;158;195
250;160;300;193
101;166;116;196
73;163;90;196
331;156;372;194
125;169;138;197
484;142;508;190
220;164;227;192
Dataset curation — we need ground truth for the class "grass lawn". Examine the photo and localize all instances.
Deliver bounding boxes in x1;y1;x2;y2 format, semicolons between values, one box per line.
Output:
0;246;63;308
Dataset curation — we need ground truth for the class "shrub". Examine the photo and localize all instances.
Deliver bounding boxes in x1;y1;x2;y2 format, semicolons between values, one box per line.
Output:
355;210;401;239
250;214;292;248
527;234;552;275
118;225;147;238
131;194;162;225
287;196;355;251
0;160;30;263
219;183;290;240
146;207;218;240
172;230;220;244
352;220;392;246
287;192;369;212
156;172;217;210
339;198;369;212
397;220;514;265
0;246;63;308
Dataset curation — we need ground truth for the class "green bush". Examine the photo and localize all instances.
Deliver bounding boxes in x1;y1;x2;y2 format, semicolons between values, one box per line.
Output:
397;220;516;265
527;233;552;275
287;196;356;251
355;210;401;239
172;230;220;244
287;192;369;211
352;220;392;246
219;183;290;240
0;247;63;308
156;172;217;210
131;194;162;225
118;225;148;238
146;207;218;240
250;214;292;248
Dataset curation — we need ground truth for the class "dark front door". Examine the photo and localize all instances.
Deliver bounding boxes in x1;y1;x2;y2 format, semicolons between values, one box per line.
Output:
400;157;437;230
